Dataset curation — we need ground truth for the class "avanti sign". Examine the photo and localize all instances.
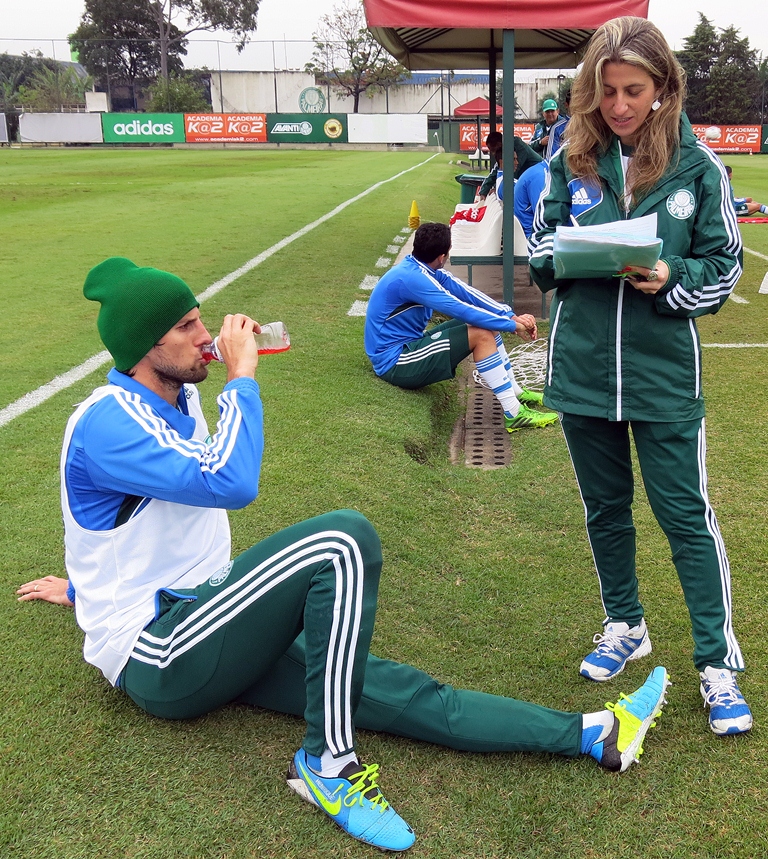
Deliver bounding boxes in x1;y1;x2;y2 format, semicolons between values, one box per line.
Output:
266;114;347;144
102;113;185;143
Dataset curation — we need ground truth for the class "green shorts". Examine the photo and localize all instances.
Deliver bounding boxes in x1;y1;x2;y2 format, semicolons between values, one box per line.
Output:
379;319;471;390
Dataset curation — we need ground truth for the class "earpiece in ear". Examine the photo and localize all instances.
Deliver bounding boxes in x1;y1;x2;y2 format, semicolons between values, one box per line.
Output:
651;99;661;111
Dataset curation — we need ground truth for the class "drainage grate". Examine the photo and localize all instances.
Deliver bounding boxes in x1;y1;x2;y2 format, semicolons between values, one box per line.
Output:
449;363;511;469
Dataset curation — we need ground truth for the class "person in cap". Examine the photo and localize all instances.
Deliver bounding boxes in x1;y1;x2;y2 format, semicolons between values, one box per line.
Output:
50;257;671;852
530;97;563;155
545;90;571;162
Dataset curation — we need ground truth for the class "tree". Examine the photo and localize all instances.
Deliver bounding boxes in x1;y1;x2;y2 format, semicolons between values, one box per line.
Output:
305;0;408;113
677;13;718;122
146;0;261;80
70;0;187;108
677;14;760;123
707;27;760;124
17;65;93;112
72;0;260;84
145;71;210;111
0;52;59;138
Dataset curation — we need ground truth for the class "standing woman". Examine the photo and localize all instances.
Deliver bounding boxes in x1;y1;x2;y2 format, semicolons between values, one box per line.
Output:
529;16;752;735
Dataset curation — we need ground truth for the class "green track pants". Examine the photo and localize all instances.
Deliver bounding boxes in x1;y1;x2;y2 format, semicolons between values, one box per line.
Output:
122;510;581;759
561;414;744;672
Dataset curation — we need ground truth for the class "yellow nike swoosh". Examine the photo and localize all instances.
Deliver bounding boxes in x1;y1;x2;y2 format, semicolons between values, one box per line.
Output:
298;760;342;816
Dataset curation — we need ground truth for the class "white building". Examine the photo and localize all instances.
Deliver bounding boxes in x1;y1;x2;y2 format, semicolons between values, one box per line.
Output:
210;70;567;119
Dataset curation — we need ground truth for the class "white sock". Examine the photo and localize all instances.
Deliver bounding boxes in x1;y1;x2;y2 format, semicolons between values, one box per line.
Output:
580;710;615;753
495;334;523;396
476;352;521;417
318;748;358;777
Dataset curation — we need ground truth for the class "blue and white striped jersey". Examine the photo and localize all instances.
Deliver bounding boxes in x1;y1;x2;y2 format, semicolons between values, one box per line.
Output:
364;255;517;376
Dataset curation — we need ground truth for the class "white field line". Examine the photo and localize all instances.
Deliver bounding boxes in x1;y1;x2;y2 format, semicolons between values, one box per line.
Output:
347;300;368;317
729;293;749;304
702;343;768;348
0;154;438;430
744;246;768;262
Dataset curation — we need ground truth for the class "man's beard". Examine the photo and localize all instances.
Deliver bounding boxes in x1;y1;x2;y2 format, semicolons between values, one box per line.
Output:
151;358;209;390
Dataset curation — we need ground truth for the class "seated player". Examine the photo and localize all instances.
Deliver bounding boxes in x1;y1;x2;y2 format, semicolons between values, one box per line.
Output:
725;165;768;216
364;223;558;433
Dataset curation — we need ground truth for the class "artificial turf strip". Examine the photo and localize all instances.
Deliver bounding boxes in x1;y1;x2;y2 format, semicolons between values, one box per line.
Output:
2;149;768;858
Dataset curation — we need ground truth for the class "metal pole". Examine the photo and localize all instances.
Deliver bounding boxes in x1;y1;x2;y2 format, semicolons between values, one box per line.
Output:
489;30;497;133
502;29;515;306
217;42;224;112
272;42;279;112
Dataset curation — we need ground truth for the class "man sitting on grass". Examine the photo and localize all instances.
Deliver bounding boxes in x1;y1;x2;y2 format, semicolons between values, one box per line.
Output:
19;256;669;853
725;165;768;217
364;222;557;433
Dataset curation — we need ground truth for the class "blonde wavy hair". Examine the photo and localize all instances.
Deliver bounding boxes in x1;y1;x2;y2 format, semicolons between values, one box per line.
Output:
566;16;686;203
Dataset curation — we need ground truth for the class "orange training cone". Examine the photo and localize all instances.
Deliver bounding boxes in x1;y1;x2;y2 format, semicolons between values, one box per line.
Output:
408;200;420;230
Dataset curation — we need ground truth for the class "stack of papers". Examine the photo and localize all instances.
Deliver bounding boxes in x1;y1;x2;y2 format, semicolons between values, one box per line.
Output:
553;214;663;279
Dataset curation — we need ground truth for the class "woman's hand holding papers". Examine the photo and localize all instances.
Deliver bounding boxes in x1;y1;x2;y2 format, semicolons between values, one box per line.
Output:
624;259;669;294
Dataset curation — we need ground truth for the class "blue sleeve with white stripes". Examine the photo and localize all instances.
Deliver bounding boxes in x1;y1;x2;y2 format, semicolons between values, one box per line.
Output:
73;377;263;525
413;264;518;332
655;155;742;318
528;155;574;294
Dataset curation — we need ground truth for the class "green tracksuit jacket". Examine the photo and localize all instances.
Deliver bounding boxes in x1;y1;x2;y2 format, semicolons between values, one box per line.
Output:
529;115;742;422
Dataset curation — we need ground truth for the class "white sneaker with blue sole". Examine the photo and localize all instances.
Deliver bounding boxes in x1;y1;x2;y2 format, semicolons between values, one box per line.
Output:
580;619;652;681
700;666;753;736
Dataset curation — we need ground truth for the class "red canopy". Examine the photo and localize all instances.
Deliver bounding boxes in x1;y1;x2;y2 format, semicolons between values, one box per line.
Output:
365;0;648;29
454;98;503;117
364;0;650;69
363;0;651;306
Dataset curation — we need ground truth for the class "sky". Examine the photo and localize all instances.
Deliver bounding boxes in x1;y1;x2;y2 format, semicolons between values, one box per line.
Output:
2;0;767;72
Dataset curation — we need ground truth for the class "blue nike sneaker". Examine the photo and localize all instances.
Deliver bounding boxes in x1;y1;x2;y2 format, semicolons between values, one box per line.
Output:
589;666;670;772
287;749;416;851
700;666;753;736
580;619;652;681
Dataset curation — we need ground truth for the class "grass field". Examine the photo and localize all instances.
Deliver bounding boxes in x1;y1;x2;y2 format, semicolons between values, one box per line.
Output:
2;148;768;859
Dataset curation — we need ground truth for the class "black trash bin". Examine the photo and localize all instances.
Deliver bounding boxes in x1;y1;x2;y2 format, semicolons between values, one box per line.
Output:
455;173;484;204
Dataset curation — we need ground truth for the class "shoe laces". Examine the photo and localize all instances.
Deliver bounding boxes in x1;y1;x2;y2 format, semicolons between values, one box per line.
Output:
591;627;634;655
344;763;390;813
702;672;743;707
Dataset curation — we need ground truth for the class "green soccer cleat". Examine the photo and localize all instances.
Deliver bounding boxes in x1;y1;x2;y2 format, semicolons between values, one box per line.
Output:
518;388;545;407
504;403;559;432
287;750;416;851
590;666;670;772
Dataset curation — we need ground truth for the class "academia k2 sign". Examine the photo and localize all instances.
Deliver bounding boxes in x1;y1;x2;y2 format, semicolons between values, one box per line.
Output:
185;113;267;143
102;114;185;143
266;114;347;143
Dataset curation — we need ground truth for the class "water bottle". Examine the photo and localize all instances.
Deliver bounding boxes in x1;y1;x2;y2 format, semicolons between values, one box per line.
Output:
202;321;290;362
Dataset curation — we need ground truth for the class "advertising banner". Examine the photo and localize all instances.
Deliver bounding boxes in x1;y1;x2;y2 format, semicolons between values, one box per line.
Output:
20;113;103;143
348;113;427;144
184;113;267;143
762;125;768;154
0;113;8;144
102;113;185;144
691;124;762;154
266;113;347;143
459;122;537;151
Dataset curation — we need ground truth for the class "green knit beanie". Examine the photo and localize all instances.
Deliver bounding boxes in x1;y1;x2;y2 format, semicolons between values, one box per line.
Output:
83;257;199;371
